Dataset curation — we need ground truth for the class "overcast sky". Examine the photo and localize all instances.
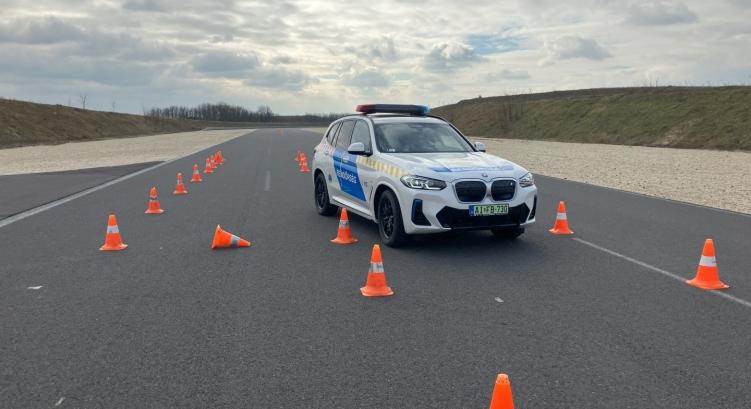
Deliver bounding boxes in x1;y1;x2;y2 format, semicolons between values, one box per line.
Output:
1;0;749;114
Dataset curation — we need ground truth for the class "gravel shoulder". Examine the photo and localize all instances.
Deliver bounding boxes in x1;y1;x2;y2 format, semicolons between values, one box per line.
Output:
475;137;751;215
2;128;748;214
0;129;252;176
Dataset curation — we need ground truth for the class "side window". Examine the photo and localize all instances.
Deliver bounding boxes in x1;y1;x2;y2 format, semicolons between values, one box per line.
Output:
335;120;355;149
326;122;340;145
350;120;371;151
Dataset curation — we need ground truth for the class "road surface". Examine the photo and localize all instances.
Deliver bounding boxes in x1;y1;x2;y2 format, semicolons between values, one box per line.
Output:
1;128;749;408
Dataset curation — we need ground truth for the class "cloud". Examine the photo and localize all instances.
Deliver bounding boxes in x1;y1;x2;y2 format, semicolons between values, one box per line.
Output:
122;0;167;12
191;51;260;77
627;1;698;25
356;37;399;62
0;16;86;44
541;36;612;64
422;42;482;72
340;67;391;88
465;33;520;55
487;69;530;81
243;67;315;91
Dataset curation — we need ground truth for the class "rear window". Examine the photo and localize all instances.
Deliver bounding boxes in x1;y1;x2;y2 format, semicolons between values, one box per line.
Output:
374;122;473;153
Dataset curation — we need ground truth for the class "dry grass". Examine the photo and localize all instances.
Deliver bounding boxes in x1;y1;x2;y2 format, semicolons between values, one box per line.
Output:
433;86;751;151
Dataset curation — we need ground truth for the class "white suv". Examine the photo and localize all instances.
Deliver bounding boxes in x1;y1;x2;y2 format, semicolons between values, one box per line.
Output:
312;104;537;247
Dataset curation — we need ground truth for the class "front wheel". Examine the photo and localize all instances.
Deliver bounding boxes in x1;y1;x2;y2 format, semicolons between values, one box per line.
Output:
491;227;525;239
377;190;408;247
314;173;338;216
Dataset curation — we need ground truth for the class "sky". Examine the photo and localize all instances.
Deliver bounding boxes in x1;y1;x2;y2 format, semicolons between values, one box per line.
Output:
0;0;749;114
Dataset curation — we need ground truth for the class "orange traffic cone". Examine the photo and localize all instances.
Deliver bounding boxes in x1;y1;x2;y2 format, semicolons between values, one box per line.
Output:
686;239;729;290
361;244;394;297
211;225;251;249
299;159;311;173
210;155;218;170
331;208;358;244
173;173;188;195
144;187;164;214
190;164;202;183
549;201;573;235
295;150;303;162
215;150;225;165
298;152;307;165
100;214;127;251
488;374;515;409
204;158;214;174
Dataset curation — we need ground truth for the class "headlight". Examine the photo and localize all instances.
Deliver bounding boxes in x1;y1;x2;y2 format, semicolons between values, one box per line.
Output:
519;172;534;187
400;175;447;190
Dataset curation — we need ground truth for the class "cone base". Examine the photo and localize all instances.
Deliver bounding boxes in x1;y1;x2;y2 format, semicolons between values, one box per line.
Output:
145;209;165;214
549;227;573;235
331;236;358;245
360;286;394;297
173;190;188;195
686;278;729;290
100;243;127;251
190;179;202;183
211;242;251;249
300;169;310;173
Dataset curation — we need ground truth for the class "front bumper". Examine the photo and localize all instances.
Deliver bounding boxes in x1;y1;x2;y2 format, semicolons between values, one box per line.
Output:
396;182;537;234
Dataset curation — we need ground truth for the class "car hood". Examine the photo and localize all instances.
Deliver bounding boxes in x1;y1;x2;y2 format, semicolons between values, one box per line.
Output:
381;152;529;182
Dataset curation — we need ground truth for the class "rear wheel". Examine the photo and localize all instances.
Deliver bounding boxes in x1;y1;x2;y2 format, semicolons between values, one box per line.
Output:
377;190;408;247
491;227;525;239
314;173;338;216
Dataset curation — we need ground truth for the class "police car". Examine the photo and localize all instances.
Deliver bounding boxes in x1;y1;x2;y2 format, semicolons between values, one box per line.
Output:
312;104;537;247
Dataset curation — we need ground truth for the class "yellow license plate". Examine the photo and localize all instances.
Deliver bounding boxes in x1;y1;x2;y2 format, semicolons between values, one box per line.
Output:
469;204;509;216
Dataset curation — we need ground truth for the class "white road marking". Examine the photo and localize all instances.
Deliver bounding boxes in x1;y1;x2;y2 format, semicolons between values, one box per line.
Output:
264;171;271;191
494;297;504;303
27;286;43;290
573;237;751;309
0;131;255;230
55;397;65;407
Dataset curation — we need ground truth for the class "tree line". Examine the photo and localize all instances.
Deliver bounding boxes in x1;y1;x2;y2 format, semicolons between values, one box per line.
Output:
145;102;342;123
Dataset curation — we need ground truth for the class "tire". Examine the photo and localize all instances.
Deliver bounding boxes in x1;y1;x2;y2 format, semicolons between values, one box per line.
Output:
491;227;525;239
377;190;408;247
314;172;338;216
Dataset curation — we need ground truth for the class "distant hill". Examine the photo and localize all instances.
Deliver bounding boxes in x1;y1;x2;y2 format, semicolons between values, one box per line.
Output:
432;86;751;151
0;98;331;149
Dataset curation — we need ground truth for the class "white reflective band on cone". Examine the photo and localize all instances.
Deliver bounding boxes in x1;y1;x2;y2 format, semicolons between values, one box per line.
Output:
556;212;568;220
339;220;349;227
370;262;384;273
107;225;119;234
230;235;239;247
699;255;717;267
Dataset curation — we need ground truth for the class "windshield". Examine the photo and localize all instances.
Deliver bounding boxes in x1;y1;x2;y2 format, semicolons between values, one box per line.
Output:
374;122;474;153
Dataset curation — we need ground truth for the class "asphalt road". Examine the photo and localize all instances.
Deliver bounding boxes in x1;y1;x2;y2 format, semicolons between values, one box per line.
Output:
0;162;159;220
1;128;749;408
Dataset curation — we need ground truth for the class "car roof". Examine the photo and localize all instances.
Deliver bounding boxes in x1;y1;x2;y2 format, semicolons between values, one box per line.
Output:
335;114;447;125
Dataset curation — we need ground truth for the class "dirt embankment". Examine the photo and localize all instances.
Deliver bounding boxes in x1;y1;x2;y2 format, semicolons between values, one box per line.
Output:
433;86;751;151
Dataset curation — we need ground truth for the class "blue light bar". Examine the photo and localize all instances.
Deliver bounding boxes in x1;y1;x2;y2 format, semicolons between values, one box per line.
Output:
355;104;429;116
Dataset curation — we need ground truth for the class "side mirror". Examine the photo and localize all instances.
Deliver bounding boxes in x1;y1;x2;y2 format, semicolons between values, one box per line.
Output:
347;142;369;155
474;141;486;152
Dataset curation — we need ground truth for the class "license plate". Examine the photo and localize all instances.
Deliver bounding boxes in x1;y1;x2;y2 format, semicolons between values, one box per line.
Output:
469;204;509;217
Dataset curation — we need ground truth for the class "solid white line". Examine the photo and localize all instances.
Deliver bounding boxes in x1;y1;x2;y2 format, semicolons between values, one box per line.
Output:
264;171;271;191
573;237;751;309
0;131;255;229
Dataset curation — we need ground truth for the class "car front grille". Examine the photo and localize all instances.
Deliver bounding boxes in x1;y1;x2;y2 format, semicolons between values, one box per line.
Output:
436;204;530;230
491;180;516;201
454;181;487;202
